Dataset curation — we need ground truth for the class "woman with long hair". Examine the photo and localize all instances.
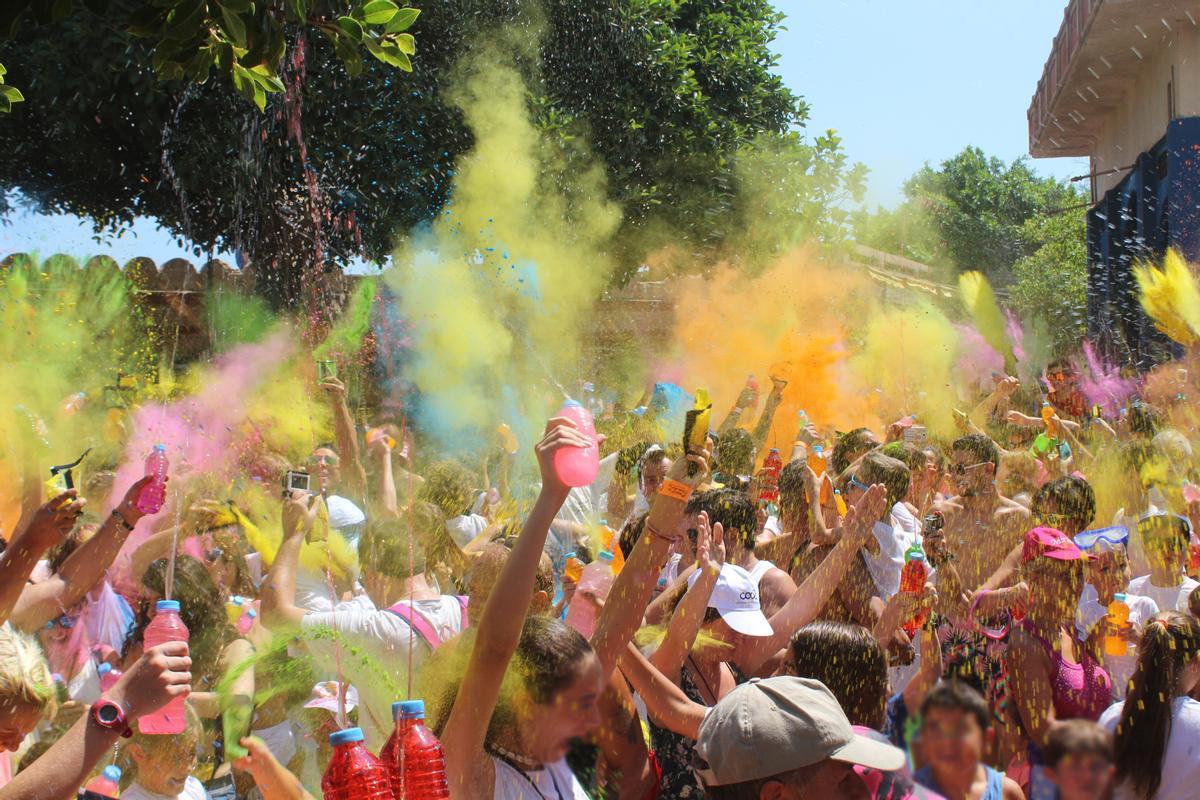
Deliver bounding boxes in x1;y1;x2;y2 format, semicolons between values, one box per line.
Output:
1101;611;1200;799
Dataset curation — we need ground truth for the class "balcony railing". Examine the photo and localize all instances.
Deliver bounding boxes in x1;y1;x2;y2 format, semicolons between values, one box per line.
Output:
1029;0;1103;149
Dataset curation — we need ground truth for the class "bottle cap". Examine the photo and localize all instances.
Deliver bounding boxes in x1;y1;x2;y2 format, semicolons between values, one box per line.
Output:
247;609;257;619
97;663;111;676
562;399;582;409
812;444;824;454
1114;593;1127;602
153;443;166;452
329;727;365;745
102;765;122;782
394;699;426;719
156;600;181;613
564;551;577;560
769;448;780;455
598;550;614;562
907;551;926;563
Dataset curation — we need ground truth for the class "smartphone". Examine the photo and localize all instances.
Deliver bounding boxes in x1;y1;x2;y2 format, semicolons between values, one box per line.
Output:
317;360;337;382
281;470;311;498
903;425;928;445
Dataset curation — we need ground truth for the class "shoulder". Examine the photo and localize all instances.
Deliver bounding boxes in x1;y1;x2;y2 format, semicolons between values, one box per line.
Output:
1098;700;1125;731
1000;774;1024;800
1129;594;1160;619
185;777;209;799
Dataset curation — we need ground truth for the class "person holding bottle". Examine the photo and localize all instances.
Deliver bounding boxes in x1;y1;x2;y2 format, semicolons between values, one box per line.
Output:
1078;541;1158;700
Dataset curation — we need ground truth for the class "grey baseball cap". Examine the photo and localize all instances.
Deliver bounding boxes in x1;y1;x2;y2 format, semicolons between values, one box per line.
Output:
694;677;905;787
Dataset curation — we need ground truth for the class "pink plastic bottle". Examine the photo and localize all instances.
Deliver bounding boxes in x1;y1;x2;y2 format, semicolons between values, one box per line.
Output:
236;607;257;635
323;727;392;800
138;600;189;734
382;699;451;800
135;444;169;515
565;551;615;639
83;765;122;798
552;400;599;487
97;663;121;694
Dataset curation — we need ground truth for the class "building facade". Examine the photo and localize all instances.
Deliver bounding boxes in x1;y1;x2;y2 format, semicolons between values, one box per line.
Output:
1029;0;1200;367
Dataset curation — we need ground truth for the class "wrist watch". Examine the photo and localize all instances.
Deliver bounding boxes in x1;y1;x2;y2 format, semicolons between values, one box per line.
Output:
90;698;133;738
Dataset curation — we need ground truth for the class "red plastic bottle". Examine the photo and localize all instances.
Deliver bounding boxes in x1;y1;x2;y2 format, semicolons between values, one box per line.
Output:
898;546;928;637
97;663;121;694
323;727;392;800
138;600;189;734
758;448;783;503
136;444;169;515
382;700;451;799
552;401;599;487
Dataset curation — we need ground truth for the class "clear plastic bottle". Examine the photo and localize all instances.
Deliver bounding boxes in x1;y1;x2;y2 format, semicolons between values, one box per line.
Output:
135;444;169;515
552;400;599;487
565;551;615;638
1105;593;1131;657
138;600;189;734
83;765;122;798
898;546;928;636
323;727;392;800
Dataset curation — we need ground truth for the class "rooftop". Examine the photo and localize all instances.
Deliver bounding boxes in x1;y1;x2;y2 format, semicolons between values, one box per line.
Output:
1028;0;1200;158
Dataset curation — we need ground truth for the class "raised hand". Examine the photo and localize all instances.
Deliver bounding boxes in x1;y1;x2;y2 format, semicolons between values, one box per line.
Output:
534;417;595;497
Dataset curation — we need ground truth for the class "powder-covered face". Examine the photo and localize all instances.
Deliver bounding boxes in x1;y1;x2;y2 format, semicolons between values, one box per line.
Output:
518;652;604;764
130;733;199;796
0;700;43;752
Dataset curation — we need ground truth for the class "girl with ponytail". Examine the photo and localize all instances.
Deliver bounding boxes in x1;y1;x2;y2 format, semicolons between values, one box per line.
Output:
1100;612;1200;799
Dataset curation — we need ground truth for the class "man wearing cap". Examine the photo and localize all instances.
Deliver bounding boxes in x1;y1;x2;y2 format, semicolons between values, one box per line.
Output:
694;676;905;799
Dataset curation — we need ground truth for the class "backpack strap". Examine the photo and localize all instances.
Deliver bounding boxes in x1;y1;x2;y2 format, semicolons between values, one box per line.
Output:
384;602;443;650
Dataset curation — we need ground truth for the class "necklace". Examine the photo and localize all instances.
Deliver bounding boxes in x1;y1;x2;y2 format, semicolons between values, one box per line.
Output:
487;743;565;800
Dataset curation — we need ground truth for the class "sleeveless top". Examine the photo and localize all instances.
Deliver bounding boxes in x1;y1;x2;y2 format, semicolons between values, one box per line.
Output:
914;765;1004;800
649;660;747;798
491;755;589;799
746;559;775;583
1018;621;1111;721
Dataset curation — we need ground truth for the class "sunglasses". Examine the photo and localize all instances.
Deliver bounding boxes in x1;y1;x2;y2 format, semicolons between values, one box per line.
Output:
846;475;870;493
45;613;77;630
952;461;990;476
308;454;340;466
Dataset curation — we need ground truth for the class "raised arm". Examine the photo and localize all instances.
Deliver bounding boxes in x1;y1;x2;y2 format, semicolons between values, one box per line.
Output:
367;433;398;519
320;377;368;501
649;514;723;682
0;491;84;626
618;642;708;740
11;478;152;632
736;484;888;675
590;445;709;680
750;377;787;453
442;420;581;799
260;492;320;627
0;642;191;800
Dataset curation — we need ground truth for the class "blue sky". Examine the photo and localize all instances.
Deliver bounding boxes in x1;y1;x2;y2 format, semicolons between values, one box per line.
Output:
2;0;1088;262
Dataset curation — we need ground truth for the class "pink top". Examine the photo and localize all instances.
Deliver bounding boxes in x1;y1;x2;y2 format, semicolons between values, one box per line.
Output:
1020;622;1111;721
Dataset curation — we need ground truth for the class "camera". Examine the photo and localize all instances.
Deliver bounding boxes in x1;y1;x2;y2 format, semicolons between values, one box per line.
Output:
282;470;311;498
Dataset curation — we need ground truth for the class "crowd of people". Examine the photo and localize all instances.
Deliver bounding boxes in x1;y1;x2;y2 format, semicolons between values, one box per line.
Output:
0;357;1199;800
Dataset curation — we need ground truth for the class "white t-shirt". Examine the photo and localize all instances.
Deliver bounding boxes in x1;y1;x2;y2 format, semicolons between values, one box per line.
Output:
447;513;489;548
1100;696;1200;800
492;756;589;799
1077;585;1159;700
1125;574;1199;614
892;502;921;538
301;594;466;747
326;494;367;544
862;517;919;600
120;776;206;800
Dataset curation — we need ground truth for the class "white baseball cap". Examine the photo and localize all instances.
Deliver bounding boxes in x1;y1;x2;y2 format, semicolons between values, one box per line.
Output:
688;563;773;637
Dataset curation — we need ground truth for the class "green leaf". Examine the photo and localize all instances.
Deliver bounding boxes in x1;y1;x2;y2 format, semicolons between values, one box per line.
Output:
361;0;398;25
337;15;363;40
247;63;285;93
219;6;248;47
394;32;415;54
164;0;206;42
1;85;24;104
286;0;307;21
220;0;252;11
366;39;410;70
0;96;10;114
0;63;6;80
385;7;418;32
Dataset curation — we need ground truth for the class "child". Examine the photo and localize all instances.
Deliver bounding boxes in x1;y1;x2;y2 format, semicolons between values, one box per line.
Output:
1079;541;1158;698
1127;513;1199;613
120;707;205;800
1042;720;1114;800
914;682;1023;800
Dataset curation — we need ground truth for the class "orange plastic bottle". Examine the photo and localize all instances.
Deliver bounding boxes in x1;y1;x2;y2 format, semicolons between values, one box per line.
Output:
1104;594;1130;657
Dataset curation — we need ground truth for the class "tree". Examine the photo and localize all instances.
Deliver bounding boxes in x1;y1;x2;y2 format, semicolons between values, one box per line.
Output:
0;0;807;306
1;0;420;112
855;146;1082;282
1010;209;1088;354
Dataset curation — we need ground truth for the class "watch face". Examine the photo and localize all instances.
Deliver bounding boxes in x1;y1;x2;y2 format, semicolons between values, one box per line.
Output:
96;702;120;724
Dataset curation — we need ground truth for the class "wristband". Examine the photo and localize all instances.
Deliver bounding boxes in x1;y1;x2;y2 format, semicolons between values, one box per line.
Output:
658;479;693;503
645;522;681;544
110;508;135;532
